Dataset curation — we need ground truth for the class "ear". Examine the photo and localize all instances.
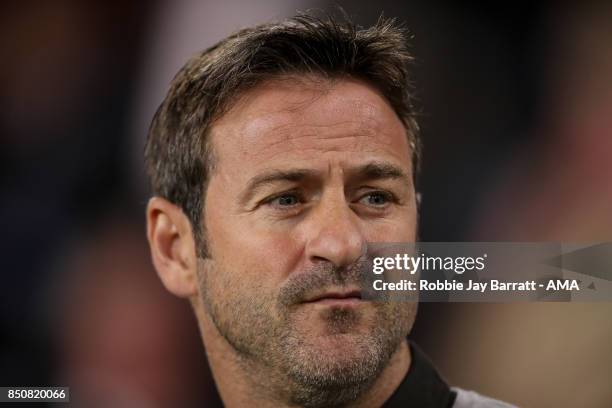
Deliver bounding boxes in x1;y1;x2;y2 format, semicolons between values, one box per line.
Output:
146;197;198;297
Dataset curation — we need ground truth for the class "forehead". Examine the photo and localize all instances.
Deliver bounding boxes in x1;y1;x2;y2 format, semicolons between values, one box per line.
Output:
209;77;412;172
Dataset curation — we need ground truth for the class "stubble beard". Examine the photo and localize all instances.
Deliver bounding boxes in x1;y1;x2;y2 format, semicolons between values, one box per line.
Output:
197;258;415;408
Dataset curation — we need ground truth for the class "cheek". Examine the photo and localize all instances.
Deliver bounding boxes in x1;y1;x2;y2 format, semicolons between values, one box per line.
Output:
206;211;303;286
363;209;418;243
395;214;418;241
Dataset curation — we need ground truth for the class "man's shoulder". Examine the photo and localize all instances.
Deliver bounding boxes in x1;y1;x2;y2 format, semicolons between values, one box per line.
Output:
451;388;518;408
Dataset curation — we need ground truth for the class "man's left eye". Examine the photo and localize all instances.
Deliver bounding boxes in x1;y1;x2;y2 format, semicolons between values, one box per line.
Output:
359;191;393;207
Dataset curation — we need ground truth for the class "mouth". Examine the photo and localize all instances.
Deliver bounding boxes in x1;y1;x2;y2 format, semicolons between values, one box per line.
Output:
302;288;363;307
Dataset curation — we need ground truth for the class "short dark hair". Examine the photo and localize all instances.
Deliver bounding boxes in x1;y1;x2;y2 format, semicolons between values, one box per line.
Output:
144;12;421;257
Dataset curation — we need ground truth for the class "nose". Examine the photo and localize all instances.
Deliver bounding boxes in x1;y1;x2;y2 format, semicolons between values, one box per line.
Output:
303;193;366;268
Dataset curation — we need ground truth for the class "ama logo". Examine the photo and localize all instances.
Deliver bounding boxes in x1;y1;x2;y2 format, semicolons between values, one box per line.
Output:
546;279;580;291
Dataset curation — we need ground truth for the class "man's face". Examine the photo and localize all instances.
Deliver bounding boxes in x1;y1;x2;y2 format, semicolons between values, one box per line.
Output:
199;77;418;399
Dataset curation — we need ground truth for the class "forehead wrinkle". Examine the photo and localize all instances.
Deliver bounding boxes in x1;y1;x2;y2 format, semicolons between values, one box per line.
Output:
246;118;391;159
233;89;391;142
253;136;389;167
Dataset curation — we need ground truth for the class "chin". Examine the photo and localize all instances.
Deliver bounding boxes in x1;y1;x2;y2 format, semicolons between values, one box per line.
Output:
301;328;379;363
284;332;385;391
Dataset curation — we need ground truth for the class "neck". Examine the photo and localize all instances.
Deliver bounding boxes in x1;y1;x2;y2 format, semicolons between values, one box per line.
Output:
192;297;411;408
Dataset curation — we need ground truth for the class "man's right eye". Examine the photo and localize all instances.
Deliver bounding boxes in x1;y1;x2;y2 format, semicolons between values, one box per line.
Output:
264;192;303;209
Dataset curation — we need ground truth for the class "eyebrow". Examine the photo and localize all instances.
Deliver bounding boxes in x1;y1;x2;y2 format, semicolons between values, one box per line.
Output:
351;162;409;182
240;169;315;204
240;161;410;204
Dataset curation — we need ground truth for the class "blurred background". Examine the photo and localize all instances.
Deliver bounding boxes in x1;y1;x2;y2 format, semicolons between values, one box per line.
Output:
1;1;611;407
